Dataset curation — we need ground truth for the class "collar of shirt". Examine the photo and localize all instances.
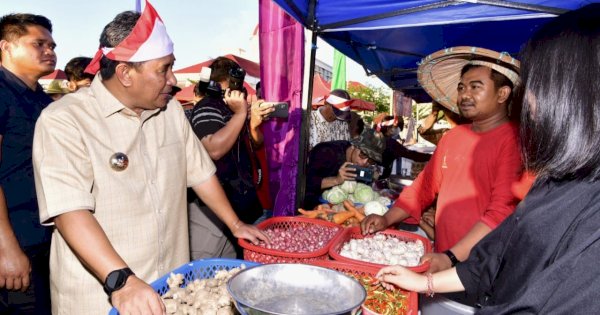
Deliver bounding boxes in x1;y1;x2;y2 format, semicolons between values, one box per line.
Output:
90;74;161;122
0;66;45;95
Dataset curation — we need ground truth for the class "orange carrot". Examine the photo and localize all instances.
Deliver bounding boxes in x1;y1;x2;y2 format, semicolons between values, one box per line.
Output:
332;211;356;225
343;200;366;221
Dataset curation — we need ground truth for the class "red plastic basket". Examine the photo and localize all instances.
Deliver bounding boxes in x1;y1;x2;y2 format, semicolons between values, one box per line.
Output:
308;260;418;315
329;227;432;273
238;216;343;264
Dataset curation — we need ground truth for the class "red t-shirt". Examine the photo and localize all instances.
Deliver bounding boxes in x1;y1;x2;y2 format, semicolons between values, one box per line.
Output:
394;122;523;252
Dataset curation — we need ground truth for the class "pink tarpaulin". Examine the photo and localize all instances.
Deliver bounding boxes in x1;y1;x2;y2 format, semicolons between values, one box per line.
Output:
259;0;304;216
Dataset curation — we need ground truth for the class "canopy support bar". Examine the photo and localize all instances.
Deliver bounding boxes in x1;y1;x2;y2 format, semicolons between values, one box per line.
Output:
319;0;462;31
457;0;568;15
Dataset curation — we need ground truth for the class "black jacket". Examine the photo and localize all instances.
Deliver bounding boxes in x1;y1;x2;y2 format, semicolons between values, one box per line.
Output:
456;178;600;314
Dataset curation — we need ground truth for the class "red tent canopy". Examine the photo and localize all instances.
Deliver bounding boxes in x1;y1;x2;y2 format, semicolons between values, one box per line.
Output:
312;73;331;100
174;54;260;78
41;69;67;80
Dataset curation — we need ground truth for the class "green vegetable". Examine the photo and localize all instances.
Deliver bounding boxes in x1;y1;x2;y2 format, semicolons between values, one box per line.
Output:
340;180;357;194
354;184;375;203
364;201;388;216
326;186;348;204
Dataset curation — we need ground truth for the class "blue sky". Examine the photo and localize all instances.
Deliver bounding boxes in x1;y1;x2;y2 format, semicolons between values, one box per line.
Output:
0;0;386;87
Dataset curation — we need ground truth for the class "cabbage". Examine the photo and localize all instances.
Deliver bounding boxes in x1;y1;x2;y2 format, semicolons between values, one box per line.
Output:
347;194;357;204
364;201;389;216
340;180;357;194
354;185;375;203
326;186;347;204
321;189;331;201
377;196;392;207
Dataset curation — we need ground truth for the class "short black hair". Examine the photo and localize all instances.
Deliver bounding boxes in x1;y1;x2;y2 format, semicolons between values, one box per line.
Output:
0;13;52;61
64;57;94;82
519;3;600;181
209;57;239;83
98;11;142;79
460;63;515;106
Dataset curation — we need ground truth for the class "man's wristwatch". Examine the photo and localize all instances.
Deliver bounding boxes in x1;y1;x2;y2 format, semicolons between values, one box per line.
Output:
443;249;460;267
103;268;135;296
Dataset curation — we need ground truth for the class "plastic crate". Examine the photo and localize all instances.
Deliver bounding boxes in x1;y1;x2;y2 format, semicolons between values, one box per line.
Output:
238;216;343;264
108;258;259;315
308;260;418;315
329;227;432;273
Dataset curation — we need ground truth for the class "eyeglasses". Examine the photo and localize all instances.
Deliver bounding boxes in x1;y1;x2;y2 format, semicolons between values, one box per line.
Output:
358;150;376;165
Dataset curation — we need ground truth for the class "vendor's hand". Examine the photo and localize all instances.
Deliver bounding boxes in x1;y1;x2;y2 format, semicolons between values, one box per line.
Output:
421;252;452;273
376;265;427;292
422;211;435;227
249;100;274;129
360;214;388;235
224;89;248;115
338;162;357;182
233;223;270;246
111;275;165;315
0;243;31;292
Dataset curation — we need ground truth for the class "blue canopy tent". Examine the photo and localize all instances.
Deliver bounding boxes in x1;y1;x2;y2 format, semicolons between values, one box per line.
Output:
271;0;591;101
264;0;593;207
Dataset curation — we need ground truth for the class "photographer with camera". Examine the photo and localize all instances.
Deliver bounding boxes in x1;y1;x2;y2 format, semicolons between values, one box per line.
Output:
304;128;385;210
187;57;273;259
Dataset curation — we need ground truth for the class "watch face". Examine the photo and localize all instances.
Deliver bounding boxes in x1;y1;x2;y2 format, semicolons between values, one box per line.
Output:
106;271;125;290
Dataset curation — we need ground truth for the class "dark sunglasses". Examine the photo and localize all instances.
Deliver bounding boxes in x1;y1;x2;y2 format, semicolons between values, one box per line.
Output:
358;150;376;165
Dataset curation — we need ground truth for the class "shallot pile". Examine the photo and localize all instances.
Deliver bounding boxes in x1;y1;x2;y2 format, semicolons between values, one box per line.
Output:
257;224;340;253
339;234;425;267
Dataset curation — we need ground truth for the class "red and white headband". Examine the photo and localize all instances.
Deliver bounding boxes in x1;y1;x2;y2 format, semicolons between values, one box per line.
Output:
85;0;174;74
326;94;352;112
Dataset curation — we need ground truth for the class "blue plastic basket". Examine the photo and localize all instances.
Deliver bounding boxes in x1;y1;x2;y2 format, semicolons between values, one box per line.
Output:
108;258;259;315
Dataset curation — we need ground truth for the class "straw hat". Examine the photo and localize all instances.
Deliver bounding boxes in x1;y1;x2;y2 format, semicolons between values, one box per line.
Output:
417;46;520;113
44;79;70;95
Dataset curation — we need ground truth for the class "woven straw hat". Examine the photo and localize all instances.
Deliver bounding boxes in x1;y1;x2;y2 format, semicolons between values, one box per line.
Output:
44;80;70;95
417;46;520;113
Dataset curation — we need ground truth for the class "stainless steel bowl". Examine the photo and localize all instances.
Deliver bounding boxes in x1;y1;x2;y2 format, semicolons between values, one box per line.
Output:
227;264;366;315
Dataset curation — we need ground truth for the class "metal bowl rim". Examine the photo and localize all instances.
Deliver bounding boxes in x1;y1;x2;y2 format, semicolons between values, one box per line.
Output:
226;263;367;315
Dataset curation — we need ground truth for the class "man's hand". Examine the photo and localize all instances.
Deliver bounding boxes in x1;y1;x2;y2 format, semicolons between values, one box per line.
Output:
249;100;274;129
232;223;270;246
421;252;452;273
0;244;31;291
111;276;165;315
223;89;248;115
360;214;388;235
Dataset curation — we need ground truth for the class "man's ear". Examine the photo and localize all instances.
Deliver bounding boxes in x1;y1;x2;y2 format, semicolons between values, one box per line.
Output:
0;39;11;56
114;63;134;87
497;86;511;104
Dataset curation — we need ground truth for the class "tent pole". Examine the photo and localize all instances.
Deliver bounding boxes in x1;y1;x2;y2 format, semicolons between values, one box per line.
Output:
295;30;318;209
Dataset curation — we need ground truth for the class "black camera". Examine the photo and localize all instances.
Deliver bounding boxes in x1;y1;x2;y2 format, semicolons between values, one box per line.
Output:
228;67;247;95
349;164;374;183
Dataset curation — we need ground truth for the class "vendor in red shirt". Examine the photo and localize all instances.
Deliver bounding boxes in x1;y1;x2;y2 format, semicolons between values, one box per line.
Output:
361;47;523;275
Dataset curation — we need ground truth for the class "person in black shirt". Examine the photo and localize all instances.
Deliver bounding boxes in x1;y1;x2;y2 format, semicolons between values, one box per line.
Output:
0;13;55;315
374;115;431;179
187;57;274;259
304;128;384;210
375;5;600;314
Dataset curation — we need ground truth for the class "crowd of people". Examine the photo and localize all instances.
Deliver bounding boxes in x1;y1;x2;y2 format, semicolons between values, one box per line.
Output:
1;1;599;315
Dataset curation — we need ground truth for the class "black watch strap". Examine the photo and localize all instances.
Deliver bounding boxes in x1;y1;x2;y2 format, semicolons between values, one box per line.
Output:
103;267;135;296
444;249;460;267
